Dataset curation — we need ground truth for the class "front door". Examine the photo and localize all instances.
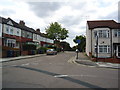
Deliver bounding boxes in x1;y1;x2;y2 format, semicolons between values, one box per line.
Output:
117;45;120;58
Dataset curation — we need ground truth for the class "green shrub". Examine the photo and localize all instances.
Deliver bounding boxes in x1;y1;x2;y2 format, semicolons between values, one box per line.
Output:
23;44;36;51
38;47;47;54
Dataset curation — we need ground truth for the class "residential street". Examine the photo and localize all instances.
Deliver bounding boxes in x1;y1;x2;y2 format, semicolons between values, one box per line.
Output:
2;52;119;88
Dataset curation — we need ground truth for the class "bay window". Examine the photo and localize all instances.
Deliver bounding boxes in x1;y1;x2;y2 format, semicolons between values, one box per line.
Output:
94;45;110;53
94;30;109;38
98;30;109;38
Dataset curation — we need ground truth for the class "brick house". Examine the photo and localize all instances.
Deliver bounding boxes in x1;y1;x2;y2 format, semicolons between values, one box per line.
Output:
86;20;120;62
33;29;54;48
18;20;35;55
2;17;21;57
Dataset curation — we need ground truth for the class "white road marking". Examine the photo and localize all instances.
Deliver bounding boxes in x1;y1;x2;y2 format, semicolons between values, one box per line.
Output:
54;75;68;78
54;74;97;78
21;63;30;66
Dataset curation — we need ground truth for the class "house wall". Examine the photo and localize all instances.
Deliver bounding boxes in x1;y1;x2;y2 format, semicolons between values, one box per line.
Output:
2;24;21;49
112;29;120;43
46;38;54;44
86;24;91;56
0;23;2;37
3;24;21;37
33;33;53;47
112;29;120;57
41;37;46;42
92;28;111;58
0;23;2;58
33;33;39;42
21;30;32;39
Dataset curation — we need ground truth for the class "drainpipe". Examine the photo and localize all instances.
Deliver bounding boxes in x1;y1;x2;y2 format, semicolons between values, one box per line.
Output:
110;28;112;58
91;29;92;57
96;34;98;62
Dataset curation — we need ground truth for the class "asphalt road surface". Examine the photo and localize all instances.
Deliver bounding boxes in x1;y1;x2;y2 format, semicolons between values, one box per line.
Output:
2;52;119;88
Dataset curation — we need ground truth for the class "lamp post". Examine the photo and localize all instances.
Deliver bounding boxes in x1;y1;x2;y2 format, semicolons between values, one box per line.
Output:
76;48;79;59
76;39;81;59
96;35;98;62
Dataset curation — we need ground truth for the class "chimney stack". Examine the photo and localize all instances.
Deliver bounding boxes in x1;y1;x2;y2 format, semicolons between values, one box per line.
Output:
36;28;40;32
19;20;25;26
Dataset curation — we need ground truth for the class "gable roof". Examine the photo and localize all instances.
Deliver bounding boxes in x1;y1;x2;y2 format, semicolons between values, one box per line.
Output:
2;17;20;28
1;17;53;39
1;17;35;33
87;20;120;29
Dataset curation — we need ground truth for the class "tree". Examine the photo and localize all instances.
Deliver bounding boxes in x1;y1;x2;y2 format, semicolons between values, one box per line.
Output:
59;41;72;51
73;35;86;52
45;22;69;41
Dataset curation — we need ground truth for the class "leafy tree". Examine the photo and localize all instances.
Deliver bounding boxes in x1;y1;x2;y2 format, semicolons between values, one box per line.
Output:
59;41;72;51
73;35;86;52
45;22;69;41
72;46;77;51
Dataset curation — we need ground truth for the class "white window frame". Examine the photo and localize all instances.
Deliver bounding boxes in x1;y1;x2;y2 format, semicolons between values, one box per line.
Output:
98;45;110;53
114;29;120;37
22;31;26;37
95;45;110;53
27;32;32;39
17;30;19;36
34;34;37;40
5;39;16;48
6;27;9;34
10;28;13;35
97;30;109;38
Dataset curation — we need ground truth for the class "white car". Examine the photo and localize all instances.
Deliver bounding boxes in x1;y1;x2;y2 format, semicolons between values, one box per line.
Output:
46;49;57;55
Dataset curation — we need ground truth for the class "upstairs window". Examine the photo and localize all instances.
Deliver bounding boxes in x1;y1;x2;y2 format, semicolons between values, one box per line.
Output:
26;32;32;39
114;29;120;37
94;31;97;37
17;31;19;36
98;30;109;38
34;34;37;40
22;31;26;37
10;28;13;35
94;30;109;38
6;27;9;34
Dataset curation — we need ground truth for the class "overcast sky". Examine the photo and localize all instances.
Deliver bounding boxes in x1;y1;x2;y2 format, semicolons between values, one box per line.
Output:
0;0;119;47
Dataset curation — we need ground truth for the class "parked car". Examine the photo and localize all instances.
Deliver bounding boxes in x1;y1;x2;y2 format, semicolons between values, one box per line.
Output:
46;49;57;55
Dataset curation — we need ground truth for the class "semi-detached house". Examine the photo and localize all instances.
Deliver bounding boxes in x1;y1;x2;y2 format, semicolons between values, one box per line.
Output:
2;17;21;57
33;28;54;49
86;20;120;61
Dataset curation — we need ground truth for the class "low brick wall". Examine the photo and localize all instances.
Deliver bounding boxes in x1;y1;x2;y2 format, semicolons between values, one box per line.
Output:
91;58;120;64
21;51;28;56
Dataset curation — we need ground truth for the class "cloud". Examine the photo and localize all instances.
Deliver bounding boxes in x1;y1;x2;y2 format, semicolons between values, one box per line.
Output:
0;0;119;47
28;2;63;17
0;9;15;16
100;10;118;21
60;15;82;26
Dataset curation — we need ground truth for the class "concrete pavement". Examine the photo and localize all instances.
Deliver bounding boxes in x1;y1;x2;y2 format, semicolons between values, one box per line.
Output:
0;54;46;63
74;53;120;69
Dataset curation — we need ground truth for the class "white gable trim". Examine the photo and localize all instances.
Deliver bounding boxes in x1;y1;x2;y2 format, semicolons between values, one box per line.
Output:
7;20;13;26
